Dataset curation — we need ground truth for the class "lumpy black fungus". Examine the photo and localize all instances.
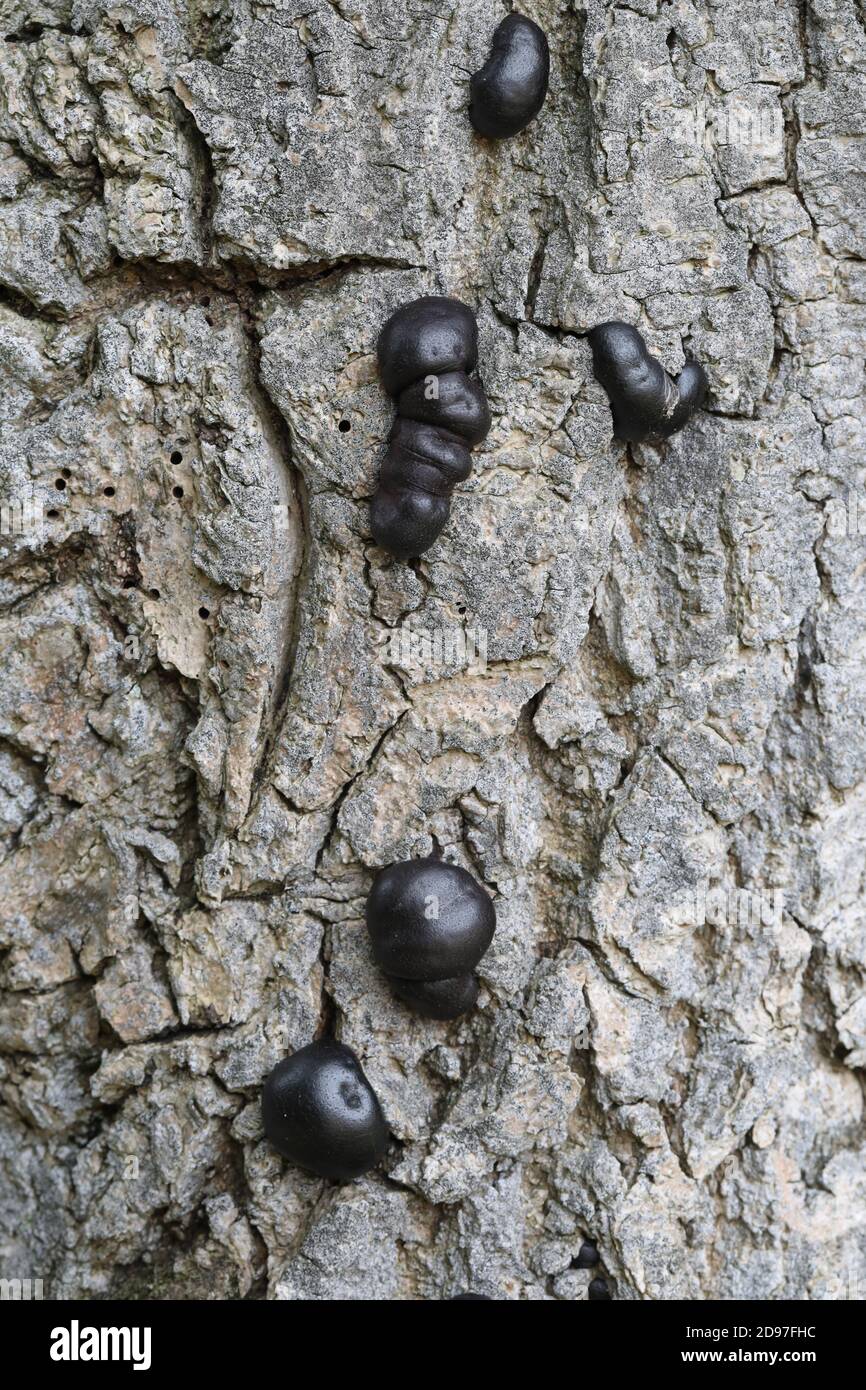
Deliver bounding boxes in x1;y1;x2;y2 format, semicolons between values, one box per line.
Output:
366;854;496;1017
588;321;708;442
389;972;480;1021
588;1276;612;1301
469;14;550;139
262;1039;389;1180
397;372;492;444
575;1239;600;1269
372;297;491;560
378;296;478;396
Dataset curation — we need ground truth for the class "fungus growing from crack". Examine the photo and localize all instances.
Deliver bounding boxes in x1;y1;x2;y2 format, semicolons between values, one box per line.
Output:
588;321;708;442
372;296;491;560
575;1239;600;1268
261;1039;389;1180
588;1276;612;1301
469;14;550;139
365;853;496;1019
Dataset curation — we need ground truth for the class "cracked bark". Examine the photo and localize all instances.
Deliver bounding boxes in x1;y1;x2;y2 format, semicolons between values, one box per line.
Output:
1;0;865;1302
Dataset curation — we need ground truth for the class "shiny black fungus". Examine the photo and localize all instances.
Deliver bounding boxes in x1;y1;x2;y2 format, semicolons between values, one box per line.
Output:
588;1276;612;1301
389;972;480;1021
588;321;708;443
372;297;491;560
366;854;496;1018
397;372;492;445
262;1039;389;1181
469;14;550;139
378;296;478;396
575;1239;600;1269
367;855;496;980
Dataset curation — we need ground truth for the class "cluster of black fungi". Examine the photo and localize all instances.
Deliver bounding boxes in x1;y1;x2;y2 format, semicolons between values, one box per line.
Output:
261;11;714;1299
262;853;496;1180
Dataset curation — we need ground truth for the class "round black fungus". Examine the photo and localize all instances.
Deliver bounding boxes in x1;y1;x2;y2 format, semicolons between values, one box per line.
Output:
575;1239;600;1268
377;296;477;397
373;297;491;560
588;321;708;442
261;1039;389;1181
366;854;496;1018
588;1276;612;1301
388;972;479;1021
367;856;496;980
469;14;550;139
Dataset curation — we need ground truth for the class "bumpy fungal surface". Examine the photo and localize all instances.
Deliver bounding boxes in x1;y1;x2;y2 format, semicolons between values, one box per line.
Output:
588;321;708;442
372;296;491;559
389;972;480;1020
469;14;550;139
366;856;495;1017
262;1040;389;1181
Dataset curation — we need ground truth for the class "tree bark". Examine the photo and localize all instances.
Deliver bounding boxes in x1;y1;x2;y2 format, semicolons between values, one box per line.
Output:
1;0;864;1300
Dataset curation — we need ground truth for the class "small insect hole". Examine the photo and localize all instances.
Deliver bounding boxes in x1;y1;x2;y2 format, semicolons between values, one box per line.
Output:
170;450;183;464
338;419;351;433
172;485;184;499
198;606;210;619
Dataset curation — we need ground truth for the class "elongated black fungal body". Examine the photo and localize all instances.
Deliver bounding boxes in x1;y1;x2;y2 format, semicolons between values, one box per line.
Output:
372;296;491;560
469;14;550;139
366;854;496;1019
588;321;708;442
262;1039;389;1180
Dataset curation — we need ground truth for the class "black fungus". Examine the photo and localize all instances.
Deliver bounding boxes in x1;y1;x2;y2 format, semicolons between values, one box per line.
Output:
262;1039;389;1181
575;1239;600;1268
469;14;550;139
588;1276;612;1301
378;296;478;396
372;297;491;560
588;321;708;443
389;972;480;1021
366;854;496;1018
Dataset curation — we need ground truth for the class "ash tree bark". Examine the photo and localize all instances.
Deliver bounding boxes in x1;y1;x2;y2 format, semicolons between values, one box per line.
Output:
1;0;865;1301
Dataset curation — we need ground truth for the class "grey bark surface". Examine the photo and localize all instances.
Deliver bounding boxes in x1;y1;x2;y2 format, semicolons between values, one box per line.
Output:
1;0;864;1301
